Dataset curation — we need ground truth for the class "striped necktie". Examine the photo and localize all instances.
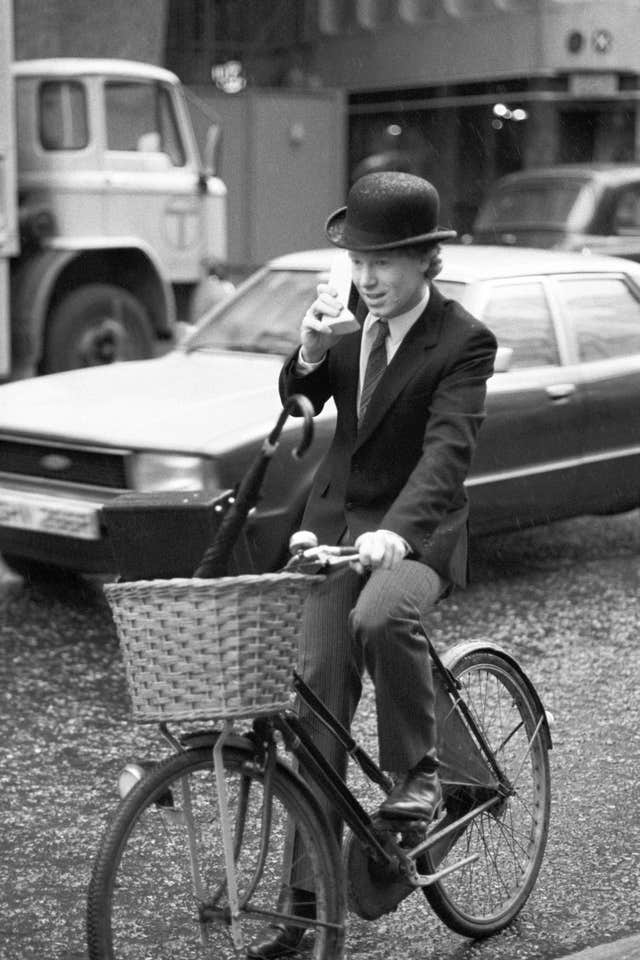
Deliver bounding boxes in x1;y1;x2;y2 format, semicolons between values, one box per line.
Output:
358;319;389;422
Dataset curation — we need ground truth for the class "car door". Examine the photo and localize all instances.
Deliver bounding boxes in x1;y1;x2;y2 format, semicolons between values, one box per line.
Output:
550;271;640;514
467;277;587;535
586;182;640;263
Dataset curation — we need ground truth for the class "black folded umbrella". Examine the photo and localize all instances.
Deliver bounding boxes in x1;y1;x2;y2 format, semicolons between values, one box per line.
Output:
193;394;315;578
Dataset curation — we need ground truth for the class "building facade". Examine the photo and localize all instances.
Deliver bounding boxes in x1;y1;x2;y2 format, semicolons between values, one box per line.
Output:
166;0;640;233
14;0;168;65
309;0;640;230
13;1;640;242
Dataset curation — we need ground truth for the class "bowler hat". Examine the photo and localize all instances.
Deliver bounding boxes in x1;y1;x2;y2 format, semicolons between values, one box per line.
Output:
325;172;457;251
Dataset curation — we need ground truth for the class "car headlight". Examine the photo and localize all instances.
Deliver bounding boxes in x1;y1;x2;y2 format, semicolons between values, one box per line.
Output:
128;453;220;492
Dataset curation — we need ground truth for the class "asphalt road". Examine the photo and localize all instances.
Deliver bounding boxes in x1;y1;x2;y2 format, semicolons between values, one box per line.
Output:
2;508;640;960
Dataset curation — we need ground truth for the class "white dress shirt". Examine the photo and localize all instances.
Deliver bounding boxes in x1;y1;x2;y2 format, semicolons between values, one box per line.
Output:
297;287;431;402
357;288;430;406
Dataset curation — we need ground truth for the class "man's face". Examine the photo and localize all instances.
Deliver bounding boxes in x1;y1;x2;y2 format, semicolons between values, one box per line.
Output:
348;249;429;320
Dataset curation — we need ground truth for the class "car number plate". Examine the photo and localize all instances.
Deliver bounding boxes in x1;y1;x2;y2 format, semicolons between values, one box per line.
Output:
0;491;100;540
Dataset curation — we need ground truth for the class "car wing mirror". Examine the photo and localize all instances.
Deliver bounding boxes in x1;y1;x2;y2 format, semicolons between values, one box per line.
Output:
494;346;513;373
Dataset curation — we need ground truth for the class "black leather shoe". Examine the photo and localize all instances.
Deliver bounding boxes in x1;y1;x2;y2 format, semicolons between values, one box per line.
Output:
246;924;304;959
378;769;442;823
247;888;315;959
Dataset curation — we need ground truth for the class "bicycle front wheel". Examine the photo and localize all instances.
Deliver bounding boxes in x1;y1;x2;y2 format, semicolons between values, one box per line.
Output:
423;645;551;938
87;741;345;959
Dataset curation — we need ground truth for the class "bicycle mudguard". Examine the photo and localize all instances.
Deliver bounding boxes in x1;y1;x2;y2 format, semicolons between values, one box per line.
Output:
440;639;553;751
431;638;551;799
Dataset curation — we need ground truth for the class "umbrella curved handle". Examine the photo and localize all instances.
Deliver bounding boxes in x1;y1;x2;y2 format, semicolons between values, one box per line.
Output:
267;393;315;460
192;394;315;579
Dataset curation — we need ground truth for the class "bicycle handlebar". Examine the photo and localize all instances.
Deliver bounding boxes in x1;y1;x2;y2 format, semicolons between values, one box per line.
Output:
286;531;360;572
193;395;315;579
301;545;359;568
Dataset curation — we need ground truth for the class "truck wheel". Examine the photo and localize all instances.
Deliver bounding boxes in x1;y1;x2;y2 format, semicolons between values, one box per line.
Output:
41;284;155;373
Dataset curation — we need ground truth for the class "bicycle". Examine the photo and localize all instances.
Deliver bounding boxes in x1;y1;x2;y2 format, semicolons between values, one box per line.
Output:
87;401;552;960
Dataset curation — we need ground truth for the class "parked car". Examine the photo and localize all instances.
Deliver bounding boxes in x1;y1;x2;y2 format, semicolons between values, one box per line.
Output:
2;244;640;581
472;164;640;262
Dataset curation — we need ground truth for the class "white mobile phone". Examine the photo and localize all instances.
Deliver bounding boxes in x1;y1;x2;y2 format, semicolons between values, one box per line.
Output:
325;254;360;334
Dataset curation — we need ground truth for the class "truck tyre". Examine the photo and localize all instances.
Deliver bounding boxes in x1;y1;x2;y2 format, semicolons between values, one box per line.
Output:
41;283;155;373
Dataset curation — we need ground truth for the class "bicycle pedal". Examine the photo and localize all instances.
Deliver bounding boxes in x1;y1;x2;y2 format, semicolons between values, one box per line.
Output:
399;823;429;846
377;816;429;835
384;804;448;840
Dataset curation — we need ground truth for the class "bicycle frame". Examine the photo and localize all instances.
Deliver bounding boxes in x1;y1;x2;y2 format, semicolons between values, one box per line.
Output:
275;664;511;887
152;626;552;948
179;649;521;917
139;631;550;952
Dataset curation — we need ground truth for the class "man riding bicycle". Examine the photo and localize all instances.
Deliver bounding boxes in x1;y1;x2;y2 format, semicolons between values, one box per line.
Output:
250;171;497;959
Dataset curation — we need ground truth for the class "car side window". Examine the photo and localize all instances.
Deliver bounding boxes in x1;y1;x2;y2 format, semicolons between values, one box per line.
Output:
613;188;640;235
481;282;560;368
557;277;640;362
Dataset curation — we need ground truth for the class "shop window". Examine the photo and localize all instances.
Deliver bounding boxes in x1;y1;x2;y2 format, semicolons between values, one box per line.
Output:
398;0;439;21
319;0;342;32
356;0;392;28
442;0;490;16
39;81;88;151
492;0;536;10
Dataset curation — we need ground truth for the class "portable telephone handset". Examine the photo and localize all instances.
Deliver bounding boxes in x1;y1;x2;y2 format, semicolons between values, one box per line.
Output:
323;253;360;335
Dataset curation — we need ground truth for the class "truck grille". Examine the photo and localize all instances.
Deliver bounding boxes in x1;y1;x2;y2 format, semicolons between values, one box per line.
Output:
0;436;129;488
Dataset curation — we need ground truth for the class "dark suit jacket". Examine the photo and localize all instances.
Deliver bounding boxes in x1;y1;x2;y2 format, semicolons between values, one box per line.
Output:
279;284;497;588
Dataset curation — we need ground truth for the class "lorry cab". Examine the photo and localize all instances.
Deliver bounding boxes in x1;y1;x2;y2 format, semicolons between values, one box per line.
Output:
9;59;227;376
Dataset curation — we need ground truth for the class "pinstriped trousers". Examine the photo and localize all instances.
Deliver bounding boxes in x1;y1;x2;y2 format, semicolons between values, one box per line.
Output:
296;558;446;850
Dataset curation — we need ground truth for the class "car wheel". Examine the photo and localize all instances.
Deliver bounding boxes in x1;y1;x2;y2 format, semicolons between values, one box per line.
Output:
1;553;79;584
41;283;155;373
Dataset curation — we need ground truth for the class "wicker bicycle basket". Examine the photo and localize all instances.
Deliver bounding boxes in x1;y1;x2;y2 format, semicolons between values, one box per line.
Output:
104;572;322;722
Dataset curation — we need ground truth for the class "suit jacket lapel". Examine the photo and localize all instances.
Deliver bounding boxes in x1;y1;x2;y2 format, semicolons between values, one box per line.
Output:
353;285;446;450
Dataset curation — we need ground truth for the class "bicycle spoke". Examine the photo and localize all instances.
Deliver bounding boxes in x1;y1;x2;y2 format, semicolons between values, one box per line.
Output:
88;746;345;959
423;649;550;937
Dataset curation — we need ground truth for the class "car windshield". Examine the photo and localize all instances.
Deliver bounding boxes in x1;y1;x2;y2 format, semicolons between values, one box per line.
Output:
187;268;468;356
433;279;466;301
188;268;325;355
475;180;585;230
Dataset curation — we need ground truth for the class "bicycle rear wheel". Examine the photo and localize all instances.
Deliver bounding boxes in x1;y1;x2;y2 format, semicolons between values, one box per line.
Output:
423;645;551;938
87;741;345;959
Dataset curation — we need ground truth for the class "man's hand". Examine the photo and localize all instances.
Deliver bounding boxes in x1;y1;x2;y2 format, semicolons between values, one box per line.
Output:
353;530;408;572
300;283;347;364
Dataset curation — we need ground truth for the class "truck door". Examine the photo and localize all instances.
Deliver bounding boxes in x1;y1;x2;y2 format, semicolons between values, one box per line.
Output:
102;77;203;283
0;0;18;379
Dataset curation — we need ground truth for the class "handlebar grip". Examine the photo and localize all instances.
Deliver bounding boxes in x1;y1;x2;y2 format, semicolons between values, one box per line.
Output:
289;530;318;553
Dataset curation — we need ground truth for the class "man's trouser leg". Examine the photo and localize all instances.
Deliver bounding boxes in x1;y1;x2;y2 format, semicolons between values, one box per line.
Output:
290;559;444;889
350;559;445;773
